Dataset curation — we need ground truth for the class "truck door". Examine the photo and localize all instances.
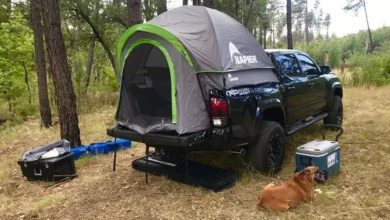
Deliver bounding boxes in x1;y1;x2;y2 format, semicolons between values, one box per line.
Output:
274;53;310;124
296;54;327;115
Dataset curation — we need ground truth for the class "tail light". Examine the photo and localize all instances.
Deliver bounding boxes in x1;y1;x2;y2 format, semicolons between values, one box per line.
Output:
210;97;228;117
210;96;228;127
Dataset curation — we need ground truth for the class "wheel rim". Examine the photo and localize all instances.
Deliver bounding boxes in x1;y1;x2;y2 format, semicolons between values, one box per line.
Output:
267;134;283;170
337;102;343;125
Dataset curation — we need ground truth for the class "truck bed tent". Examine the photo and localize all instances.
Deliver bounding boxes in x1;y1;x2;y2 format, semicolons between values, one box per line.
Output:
115;6;277;135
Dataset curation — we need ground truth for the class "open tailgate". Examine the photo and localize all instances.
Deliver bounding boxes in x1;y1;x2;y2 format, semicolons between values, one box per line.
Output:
107;127;211;147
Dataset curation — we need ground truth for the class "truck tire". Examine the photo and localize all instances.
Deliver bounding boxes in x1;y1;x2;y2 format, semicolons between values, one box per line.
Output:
324;96;343;127
246;121;286;175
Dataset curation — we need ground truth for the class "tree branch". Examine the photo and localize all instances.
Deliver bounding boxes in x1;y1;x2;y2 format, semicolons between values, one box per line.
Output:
74;3;120;84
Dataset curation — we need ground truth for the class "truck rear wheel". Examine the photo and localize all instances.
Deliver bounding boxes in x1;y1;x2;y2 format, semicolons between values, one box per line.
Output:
246;121;286;175
324;96;343;127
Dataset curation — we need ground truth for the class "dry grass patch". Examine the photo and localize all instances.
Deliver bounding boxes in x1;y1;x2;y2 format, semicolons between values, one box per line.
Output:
0;87;390;219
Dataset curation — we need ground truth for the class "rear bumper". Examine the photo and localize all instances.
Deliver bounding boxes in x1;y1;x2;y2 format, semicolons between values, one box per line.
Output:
107;126;212;148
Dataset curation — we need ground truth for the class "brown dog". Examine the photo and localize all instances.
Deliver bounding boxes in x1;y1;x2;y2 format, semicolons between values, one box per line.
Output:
258;166;322;211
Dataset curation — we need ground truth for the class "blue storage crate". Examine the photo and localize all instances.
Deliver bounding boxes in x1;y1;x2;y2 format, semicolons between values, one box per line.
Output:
70;146;89;160
89;142;113;155
88;139;132;156
103;139;131;151
295;140;340;180
115;139;131;150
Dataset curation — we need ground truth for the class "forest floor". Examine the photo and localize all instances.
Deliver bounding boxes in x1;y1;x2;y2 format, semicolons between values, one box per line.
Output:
0;105;12;126
1;86;390;220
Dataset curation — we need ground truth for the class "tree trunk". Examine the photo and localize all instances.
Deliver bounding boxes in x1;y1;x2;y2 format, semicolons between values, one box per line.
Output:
244;0;254;28
263;28;267;49
193;0;201;6
42;0;81;147
84;36;95;96
304;1;309;45
157;0;167;15
183;0;188;5
235;0;239;19
30;0;52;128
23;62;32;105
324;50;329;65
341;54;346;74
144;0;154;21
259;29;263;46
83;0;99;96
363;0;373;52
204;0;213;8
127;0;142;26
286;0;293;49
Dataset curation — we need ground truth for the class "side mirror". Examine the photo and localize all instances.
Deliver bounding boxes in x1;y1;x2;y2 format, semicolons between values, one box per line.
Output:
320;65;331;75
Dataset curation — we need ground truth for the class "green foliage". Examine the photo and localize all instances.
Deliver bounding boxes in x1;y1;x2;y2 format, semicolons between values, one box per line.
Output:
298;26;390;87
343;0;365;14
0;10;34;113
346;54;390;86
0;0;11;23
16;102;39;119
296;39;341;68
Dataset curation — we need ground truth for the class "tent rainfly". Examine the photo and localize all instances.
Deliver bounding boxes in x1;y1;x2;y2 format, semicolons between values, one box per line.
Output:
115;6;277;135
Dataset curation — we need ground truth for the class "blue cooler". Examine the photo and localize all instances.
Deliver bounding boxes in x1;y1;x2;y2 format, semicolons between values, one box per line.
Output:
295;125;343;180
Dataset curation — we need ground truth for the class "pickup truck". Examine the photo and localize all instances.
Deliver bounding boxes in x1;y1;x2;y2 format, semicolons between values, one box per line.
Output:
108;49;343;174
239;49;343;173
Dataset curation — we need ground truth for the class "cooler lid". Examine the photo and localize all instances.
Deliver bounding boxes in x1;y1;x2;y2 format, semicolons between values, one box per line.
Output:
296;140;339;155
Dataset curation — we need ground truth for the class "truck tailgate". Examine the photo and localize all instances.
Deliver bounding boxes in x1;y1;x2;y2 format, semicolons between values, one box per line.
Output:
107;127;211;147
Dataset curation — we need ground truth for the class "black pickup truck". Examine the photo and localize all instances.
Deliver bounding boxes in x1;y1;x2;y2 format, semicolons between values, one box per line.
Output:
108;49;343;174
107;3;343;175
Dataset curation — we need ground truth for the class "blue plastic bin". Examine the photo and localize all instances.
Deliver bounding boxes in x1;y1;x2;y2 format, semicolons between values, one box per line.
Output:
89;142;113;155
69;146;89;160
87;139;132;156
115;139;131;150
102;139;131;151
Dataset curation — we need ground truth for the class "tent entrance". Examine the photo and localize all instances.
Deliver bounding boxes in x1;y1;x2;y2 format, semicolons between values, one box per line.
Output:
131;48;171;119
119;41;179;134
124;40;177;124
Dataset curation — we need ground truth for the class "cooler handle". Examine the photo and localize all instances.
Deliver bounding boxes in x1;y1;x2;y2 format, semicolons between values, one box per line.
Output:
321;124;344;142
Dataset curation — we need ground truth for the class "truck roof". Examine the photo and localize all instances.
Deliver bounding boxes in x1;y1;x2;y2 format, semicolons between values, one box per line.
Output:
264;49;302;53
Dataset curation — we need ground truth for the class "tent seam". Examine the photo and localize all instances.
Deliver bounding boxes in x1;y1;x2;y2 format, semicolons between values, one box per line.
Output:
203;7;224;72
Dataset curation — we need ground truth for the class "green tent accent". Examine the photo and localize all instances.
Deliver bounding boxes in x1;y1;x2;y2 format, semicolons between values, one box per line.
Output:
117;23;195;74
122;38;177;124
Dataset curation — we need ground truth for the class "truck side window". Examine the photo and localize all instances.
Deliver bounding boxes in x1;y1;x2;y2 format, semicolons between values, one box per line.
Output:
296;54;320;76
275;54;301;77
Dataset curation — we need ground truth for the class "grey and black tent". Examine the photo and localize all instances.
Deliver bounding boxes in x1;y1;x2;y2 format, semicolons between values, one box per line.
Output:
115;6;276;135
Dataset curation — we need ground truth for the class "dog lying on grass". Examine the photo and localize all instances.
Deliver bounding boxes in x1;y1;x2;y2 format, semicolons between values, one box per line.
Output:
258;166;324;211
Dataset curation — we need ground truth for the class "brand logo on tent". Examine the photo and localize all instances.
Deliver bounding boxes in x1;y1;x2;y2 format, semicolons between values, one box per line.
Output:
229;42;258;65
228;74;238;82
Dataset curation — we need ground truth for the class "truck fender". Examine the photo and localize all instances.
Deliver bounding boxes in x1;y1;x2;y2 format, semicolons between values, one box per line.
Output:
330;82;343;106
254;98;286;130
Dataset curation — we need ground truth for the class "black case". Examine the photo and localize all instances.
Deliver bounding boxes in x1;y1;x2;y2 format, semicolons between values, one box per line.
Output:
132;155;239;192
17;152;76;182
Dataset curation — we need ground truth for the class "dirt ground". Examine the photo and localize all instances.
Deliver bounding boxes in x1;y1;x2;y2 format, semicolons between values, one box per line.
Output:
1;86;390;220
